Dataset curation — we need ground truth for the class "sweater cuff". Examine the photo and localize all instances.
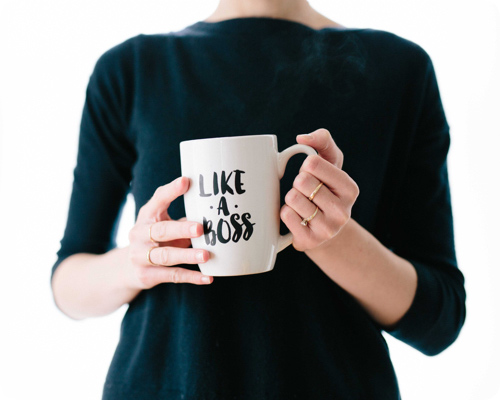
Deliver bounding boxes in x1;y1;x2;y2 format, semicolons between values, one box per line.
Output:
384;259;443;355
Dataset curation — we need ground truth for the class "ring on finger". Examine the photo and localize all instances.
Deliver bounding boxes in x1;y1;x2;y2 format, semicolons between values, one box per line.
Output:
308;181;324;201
301;206;319;226
147;247;161;266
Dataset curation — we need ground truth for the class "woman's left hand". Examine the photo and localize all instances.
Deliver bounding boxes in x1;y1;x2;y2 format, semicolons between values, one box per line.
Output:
280;128;360;252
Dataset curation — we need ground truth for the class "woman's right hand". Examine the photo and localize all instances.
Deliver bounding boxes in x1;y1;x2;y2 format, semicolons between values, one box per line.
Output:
126;176;213;289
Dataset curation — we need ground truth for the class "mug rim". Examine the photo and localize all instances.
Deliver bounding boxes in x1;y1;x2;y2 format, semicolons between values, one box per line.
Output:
180;134;277;146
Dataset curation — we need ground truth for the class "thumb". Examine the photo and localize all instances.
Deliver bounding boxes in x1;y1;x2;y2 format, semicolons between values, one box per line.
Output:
296;128;343;169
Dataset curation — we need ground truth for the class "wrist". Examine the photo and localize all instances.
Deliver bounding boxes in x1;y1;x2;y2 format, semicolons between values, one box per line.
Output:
111;246;143;297
305;217;355;257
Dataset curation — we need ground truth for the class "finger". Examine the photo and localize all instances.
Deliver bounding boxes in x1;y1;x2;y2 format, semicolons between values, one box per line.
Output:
296;128;343;168
158;217;191;246
293;171;337;209
293;169;351;232
292;171;338;215
293;171;323;200
284;187;324;230
145;266;213;285
280;204;314;251
138;177;190;222
298;156;358;203
149;220;203;243
148;246;209;266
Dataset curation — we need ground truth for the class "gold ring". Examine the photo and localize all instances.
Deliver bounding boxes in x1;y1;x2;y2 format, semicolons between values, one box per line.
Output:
301;206;319;226
308;182;324;201
149;223;157;244
147;247;160;266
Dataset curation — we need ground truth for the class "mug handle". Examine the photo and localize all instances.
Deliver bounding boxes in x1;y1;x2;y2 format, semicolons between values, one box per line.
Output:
276;144;318;252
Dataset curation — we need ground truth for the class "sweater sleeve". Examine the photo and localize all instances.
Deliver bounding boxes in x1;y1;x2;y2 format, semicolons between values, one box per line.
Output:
50;39;137;282
384;52;466;356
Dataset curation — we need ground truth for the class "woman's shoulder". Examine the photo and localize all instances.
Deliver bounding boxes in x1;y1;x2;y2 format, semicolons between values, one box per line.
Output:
89;33;176;82
89;36;139;80
97;28;191;56
348;27;433;67
92;34;162;67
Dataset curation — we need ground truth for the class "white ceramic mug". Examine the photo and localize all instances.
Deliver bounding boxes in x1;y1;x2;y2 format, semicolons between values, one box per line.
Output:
180;134;316;277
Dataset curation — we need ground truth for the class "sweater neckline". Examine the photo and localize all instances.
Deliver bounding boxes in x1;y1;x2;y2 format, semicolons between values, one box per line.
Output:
186;16;355;35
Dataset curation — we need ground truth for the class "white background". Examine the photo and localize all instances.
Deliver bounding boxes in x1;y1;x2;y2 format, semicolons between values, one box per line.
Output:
1;0;499;399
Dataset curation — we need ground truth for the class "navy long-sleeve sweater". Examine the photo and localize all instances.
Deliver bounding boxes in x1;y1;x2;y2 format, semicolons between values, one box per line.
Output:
51;17;466;400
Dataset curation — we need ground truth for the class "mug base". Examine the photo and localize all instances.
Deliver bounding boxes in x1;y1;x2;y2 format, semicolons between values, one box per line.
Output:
199;267;274;277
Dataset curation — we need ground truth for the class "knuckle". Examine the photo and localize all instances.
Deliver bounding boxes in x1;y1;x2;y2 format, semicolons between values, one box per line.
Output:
170;268;181;284
318;128;330;137
185;222;195;237
347;191;357;204
280;206;288;220
315;128;330;143
320;139;331;153
157;222;168;241
303;155;320;173
335;210;350;227
293;172;309;191
136;266;150;286
352;181;360;200
281;205;293;221
285;189;298;205
292;188;302;200
318;129;332;146
159;248;170;265
153;186;164;199
338;150;344;163
336;152;344;169
193;250;203;264
302;156;314;171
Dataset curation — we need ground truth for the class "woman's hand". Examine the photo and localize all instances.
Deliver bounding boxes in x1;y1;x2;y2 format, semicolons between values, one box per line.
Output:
280;128;360;252
126;176;213;289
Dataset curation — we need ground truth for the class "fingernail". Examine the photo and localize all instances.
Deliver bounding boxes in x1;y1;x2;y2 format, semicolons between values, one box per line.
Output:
197;251;206;262
190;223;199;236
201;276;211;284
298;133;311;140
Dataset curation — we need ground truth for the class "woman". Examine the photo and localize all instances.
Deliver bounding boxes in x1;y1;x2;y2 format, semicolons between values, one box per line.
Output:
51;0;466;398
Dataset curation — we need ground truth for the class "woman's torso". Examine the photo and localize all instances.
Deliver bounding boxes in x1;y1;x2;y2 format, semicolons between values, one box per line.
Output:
101;18;428;399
